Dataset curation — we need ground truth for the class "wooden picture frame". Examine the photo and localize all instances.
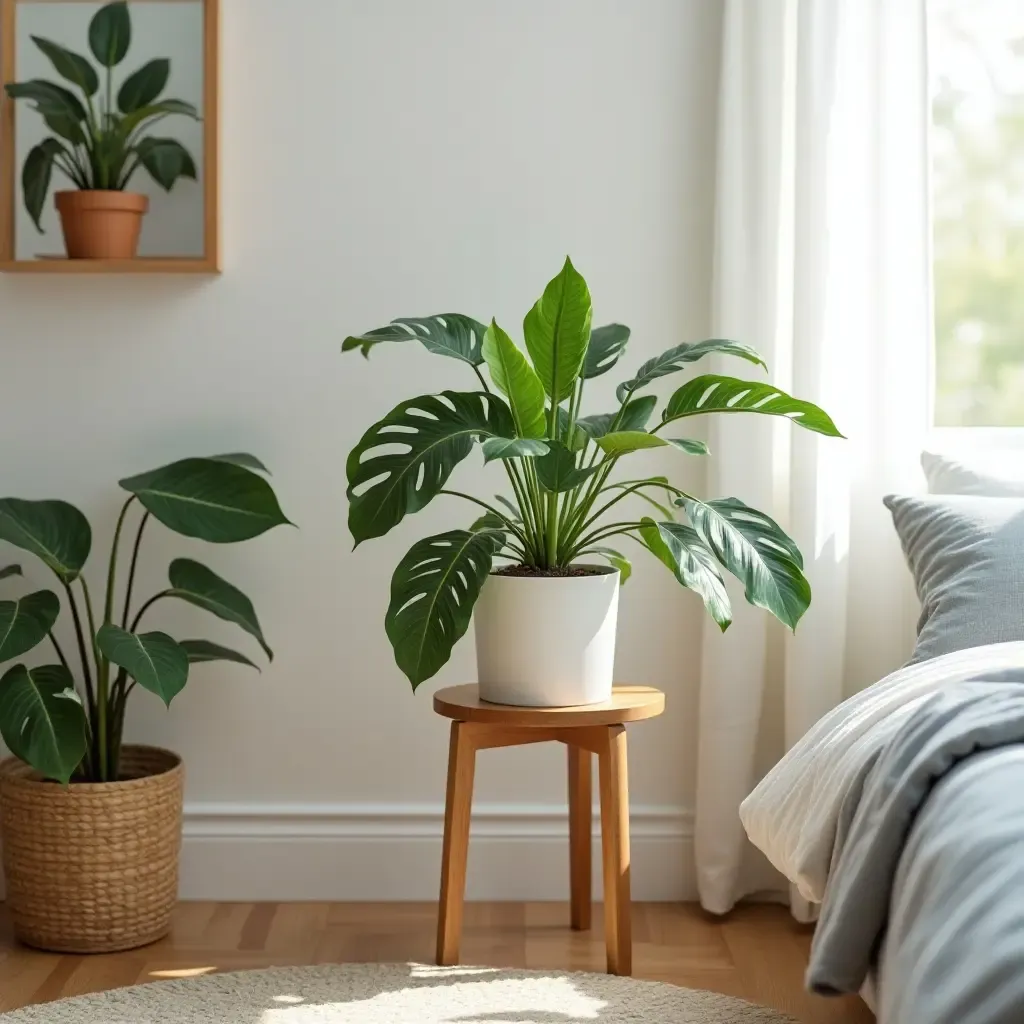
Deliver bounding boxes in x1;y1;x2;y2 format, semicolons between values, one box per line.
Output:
0;0;219;273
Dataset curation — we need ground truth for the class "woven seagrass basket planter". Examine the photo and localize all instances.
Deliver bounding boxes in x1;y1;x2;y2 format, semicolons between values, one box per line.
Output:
0;745;183;953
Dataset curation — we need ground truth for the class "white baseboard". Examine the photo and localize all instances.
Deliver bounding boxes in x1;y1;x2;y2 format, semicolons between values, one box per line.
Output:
178;802;695;901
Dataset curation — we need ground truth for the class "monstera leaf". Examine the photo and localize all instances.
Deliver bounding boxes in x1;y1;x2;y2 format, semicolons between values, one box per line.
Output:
343;314;487;366
523;257;593;403
347;391;514;543
0;499;91;583
639;518;732;629
584;324;630;379
385;528;501;688
617;339;767;403
120;457;290;543
577;396;657;439
0;663;86;783
97;625;188;706
482;320;547;438
681;497;810;629
661;376;843;437
0;590;60;662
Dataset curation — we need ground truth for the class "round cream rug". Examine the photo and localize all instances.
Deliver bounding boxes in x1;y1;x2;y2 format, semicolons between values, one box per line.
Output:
0;963;796;1023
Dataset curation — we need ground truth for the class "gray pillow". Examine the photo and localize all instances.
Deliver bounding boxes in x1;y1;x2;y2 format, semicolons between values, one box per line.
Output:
885;493;1024;663
921;451;1024;497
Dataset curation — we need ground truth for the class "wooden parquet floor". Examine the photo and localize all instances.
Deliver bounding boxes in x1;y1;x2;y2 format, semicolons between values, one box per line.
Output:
0;901;872;1022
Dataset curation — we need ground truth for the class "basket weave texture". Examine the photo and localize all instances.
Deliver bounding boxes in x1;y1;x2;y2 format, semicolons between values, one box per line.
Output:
0;745;183;953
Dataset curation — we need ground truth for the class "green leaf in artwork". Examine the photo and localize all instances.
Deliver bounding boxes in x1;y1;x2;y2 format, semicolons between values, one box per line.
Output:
31;36;99;95
0;663;86;783
96;625;189;707
119;457;291;543
167;558;273;660
386;528;498;688
179;639;259;670
88;1;131;67
135;137;198;191
0;590;60;662
117;57;169;112
482;320;547;438
523;257;593;403
661;376;843;437
0;498;91;583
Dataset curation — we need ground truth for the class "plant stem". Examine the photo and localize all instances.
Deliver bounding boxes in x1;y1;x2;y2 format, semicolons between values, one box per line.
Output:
472;365;492;394
438;490;529;545
61;582;97;768
568;521;646;558
79;577;107;780
105;498;134;627
121;511;150;628
502;465;539;562
48;631;69;672
130;591;171;633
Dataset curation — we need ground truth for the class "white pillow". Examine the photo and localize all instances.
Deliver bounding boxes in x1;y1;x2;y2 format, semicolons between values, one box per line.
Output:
739;642;1024;902
921;451;1024;497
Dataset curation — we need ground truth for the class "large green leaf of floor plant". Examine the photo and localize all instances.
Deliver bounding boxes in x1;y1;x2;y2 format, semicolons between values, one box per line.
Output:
595;431;669;457
480;438;548;463
0;591;60;662
523;257;593;403
119;457;290;543
347;391;515;544
0;499;91;583
481;320;547;438
583;324;631;379
535;442;601;493
167;558;272;660
0;663;86;783
343;314;488;366
639;518;732;630
616;339;767;403
661;376;843;437
681;497;810;630
577;396;658;440
179;639;259;670
97;625;189;706
386;527;501;688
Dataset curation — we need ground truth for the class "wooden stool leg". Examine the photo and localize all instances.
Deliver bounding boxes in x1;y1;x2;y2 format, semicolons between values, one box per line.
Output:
598;724;632;976
568;743;592;931
436;721;476;966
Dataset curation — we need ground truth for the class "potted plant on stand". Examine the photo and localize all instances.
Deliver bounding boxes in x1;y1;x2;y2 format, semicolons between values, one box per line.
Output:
0;454;289;953
4;0;200;260
344;258;841;704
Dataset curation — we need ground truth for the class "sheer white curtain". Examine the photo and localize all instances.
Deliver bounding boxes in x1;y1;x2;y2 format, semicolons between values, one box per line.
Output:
696;0;932;915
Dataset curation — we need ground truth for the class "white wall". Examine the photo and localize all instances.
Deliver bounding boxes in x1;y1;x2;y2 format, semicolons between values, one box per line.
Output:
0;0;724;900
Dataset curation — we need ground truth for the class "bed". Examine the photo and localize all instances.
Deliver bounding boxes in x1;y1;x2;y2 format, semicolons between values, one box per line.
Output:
739;452;1024;1024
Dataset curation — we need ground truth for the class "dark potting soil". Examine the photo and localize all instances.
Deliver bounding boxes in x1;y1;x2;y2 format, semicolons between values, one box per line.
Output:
492;564;608;578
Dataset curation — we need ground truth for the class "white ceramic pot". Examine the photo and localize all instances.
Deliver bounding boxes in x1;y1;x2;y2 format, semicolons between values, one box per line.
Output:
474;565;619;707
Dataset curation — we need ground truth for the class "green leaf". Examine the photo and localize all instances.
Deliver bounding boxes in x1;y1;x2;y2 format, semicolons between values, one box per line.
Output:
535;442;602;494
0;566;22;582
595;431;669;457
20;140;61;233
577;396;657;440
346;391;514;544
385;529;498;688
179;639;259;670
209;453;270;474
119;457;291;543
117;57;168;112
343;314;487;366
494;495;523;522
167;559;273;661
136;137;197;191
639;518;732;629
30;36;99;96
97;625;188;707
661;375;843;437
482;320;547;438
666;438;709;456
555;408;589;451
0;664;86;783
584;324;630;379
616;339;767;403
523;257;593;403
0;499;91;583
89;1;131;67
5;80;88;125
587;547;632;584
0;591;60;663
480;438;549;463
118;98;199;135
682;497;811;630
469;512;507;535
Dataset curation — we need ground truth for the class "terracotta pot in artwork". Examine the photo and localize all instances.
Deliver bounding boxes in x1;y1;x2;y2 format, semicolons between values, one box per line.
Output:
55;190;150;260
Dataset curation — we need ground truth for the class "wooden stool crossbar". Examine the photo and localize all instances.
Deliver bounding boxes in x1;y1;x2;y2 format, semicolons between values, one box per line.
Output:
432;685;665;977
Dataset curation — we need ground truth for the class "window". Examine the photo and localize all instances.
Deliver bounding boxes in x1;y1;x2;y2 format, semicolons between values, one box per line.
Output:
930;0;1024;427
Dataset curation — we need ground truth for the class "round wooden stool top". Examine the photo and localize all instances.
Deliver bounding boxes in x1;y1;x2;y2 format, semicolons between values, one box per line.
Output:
433;685;665;728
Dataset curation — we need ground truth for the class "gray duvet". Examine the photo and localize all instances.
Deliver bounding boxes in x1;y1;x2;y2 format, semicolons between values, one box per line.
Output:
807;674;1024;1023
